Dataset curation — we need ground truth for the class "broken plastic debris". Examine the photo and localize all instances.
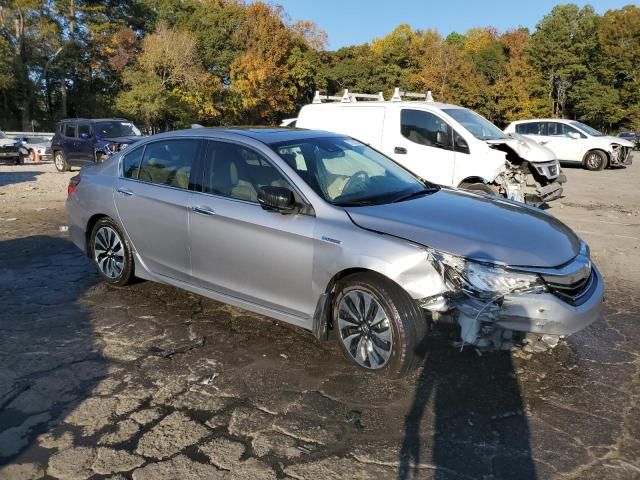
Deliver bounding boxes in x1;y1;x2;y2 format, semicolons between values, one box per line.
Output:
279;353;288;359
199;373;218;385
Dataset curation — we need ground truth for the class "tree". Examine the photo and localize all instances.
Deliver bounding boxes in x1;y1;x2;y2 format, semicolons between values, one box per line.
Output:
116;23;220;129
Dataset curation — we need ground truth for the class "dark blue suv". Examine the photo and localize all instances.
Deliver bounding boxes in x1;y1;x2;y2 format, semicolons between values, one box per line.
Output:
51;118;144;171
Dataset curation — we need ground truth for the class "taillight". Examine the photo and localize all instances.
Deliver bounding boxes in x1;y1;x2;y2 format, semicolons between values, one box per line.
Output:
68;175;81;196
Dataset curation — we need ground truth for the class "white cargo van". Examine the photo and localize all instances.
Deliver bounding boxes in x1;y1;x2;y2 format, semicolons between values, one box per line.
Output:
296;89;565;206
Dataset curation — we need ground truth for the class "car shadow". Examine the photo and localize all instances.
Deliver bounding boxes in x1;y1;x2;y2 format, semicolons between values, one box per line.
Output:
0;235;105;465
0;171;42;188
399;249;537;479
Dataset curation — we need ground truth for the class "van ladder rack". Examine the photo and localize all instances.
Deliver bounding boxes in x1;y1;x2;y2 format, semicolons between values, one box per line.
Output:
311;88;434;104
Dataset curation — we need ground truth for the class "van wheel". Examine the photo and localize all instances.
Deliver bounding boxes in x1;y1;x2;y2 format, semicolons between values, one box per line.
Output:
460;182;498;195
54;151;70;172
333;272;427;378
583;150;606;171
90;218;135;286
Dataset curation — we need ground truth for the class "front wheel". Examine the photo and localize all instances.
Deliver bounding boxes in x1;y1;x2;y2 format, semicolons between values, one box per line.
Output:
460;182;498;195
90;218;135;286
333;272;427;378
54;150;70;172
583;150;607;171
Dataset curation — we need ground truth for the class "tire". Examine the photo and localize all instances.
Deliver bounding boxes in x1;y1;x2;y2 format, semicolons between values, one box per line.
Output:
583;150;607;171
54;150;70;172
332;272;427;378
90;218;135;287
460;182;498;195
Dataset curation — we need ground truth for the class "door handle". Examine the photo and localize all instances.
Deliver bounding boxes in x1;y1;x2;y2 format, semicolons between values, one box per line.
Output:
192;205;216;216
116;187;134;196
539;140;549;145
394;147;407;154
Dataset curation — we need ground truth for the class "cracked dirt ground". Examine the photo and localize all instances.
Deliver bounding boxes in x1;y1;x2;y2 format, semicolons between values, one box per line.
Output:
0;157;639;479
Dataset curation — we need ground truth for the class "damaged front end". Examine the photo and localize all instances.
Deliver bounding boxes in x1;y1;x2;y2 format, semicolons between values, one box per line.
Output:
489;136;565;207
418;243;603;352
610;144;633;166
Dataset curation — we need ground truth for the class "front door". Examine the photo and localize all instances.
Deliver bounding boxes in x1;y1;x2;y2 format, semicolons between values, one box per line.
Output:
385;108;456;186
114;138;203;282
188;140;315;319
541;122;586;162
76;123;95;163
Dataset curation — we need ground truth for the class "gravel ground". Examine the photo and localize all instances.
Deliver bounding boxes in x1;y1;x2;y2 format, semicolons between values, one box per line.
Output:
0;157;639;479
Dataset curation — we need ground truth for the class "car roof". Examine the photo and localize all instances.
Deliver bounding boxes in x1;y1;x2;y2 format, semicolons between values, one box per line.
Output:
512;118;576;123
304;100;463;110
153;127;345;144
57;118;129;123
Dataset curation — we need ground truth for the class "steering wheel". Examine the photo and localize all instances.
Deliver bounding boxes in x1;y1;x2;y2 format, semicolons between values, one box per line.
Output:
342;170;369;195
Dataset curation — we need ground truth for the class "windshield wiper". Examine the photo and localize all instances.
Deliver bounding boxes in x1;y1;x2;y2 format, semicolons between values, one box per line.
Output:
392;187;439;203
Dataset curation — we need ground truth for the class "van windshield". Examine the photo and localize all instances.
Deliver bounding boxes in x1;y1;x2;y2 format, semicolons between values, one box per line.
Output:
271;136;438;206
442;108;507;141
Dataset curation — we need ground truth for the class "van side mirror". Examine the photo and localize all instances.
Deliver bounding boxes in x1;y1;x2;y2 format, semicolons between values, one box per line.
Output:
258;186;297;213
80;132;90;140
436;130;451;147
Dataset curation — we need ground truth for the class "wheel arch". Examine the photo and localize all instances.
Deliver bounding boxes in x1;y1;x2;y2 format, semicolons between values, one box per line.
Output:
458;176;491;188
85;213;110;256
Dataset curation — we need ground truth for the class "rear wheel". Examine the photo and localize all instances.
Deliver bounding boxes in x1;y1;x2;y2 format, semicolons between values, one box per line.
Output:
90;218;135;286
583;150;607;171
54;150;70;172
333;272;427;378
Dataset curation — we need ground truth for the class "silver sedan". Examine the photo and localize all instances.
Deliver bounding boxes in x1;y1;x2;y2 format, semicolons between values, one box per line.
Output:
66;128;603;377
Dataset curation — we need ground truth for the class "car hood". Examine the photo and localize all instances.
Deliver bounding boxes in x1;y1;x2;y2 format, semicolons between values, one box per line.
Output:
345;189;581;268
601;136;634;147
99;136;143;144
488;134;557;163
0;138;16;147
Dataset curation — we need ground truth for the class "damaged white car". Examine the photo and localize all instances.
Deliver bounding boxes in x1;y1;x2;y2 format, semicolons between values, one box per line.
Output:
67;128;603;378
505;119;634;171
295;88;565;207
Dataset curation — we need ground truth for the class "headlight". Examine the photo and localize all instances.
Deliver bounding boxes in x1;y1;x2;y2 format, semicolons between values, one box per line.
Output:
429;250;546;297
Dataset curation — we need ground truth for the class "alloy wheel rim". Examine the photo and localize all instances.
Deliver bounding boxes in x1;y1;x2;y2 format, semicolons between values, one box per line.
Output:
93;226;125;279
55;152;63;170
337;289;392;369
586;153;601;169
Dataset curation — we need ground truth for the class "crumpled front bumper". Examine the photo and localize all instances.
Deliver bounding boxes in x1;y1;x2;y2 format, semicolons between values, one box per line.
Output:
497;265;604;336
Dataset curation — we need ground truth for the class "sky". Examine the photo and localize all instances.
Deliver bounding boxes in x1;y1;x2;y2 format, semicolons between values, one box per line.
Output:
273;0;634;50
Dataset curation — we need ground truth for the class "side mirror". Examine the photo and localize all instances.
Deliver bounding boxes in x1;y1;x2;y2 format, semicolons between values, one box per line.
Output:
80;132;90;140
436;130;451;147
258;186;296;213
567;131;581;140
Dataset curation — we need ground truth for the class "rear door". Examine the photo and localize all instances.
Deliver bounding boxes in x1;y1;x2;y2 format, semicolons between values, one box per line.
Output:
383;108;456;186
188;140;316;319
76;123;94;163
63;123;78;162
114;138;203;282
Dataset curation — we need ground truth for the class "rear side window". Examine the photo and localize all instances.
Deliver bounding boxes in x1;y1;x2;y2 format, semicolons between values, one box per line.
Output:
122;146;145;179
138;139;201;189
515;122;545;135
401;109;453;150
64;124;76;138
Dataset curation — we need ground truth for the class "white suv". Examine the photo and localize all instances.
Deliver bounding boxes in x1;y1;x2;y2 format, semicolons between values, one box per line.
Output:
296;90;565;206
504;119;634;171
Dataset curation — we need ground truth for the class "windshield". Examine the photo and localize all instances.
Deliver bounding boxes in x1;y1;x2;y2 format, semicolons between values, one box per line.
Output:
569;121;603;137
271;136;437;206
442;108;507;141
94;121;142;138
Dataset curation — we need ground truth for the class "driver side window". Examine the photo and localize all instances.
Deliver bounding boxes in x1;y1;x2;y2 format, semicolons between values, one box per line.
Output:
401;110;453;151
